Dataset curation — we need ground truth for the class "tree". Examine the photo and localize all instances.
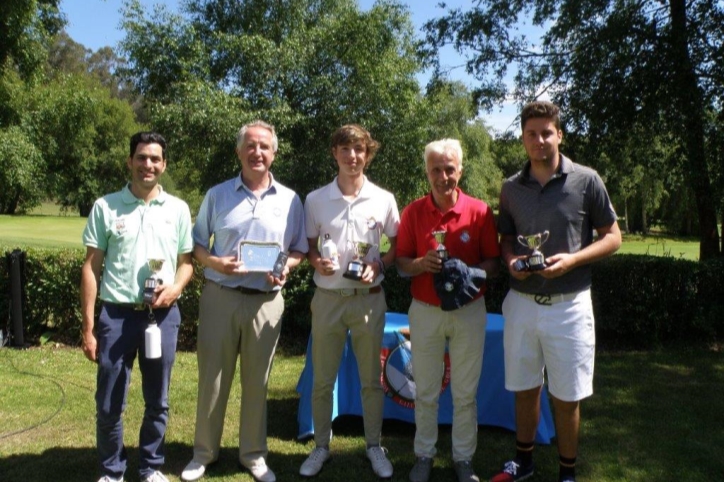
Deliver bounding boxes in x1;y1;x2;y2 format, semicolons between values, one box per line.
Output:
0;0;64;82
118;0;433;206
425;0;724;258
48;32;139;109
0;126;45;214
26;75;139;215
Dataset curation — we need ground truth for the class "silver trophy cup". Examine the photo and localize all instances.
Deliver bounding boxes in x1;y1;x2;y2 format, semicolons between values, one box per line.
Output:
516;231;550;271
432;230;448;260
143;258;165;305
343;242;374;281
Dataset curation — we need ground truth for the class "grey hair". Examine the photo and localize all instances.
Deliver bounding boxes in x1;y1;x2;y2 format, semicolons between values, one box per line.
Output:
423;139;463;170
236;120;278;152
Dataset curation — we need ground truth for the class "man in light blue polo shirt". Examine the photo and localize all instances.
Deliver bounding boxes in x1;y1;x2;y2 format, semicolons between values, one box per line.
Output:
81;131;194;482
182;120;308;482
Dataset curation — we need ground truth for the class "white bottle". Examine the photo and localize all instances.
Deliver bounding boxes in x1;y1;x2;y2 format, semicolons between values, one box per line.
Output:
321;234;340;271
145;322;162;359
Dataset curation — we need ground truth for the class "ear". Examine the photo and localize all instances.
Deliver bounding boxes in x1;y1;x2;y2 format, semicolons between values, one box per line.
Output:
126;156;133;170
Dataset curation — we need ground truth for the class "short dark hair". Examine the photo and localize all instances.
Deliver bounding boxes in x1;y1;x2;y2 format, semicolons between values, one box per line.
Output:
520;101;561;132
330;124;380;162
130;132;167;159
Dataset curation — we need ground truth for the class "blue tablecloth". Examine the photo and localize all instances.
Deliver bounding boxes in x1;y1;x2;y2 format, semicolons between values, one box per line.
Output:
296;312;556;444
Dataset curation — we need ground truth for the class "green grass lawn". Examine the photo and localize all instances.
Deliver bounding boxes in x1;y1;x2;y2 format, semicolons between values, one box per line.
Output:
0;215;87;249
1;346;722;481
616;233;700;260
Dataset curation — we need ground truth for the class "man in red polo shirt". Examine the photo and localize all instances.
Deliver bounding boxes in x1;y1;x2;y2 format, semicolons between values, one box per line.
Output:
396;139;500;482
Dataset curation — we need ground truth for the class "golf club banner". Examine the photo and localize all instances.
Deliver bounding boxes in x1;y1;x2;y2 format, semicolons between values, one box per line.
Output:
380;331;451;409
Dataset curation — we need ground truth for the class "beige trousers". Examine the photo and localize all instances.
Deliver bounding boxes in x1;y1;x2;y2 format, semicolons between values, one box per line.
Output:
191;281;284;467
408;296;487;462
310;288;388;447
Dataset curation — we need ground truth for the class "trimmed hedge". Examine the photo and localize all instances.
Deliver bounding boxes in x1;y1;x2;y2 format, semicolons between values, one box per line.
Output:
1;245;722;352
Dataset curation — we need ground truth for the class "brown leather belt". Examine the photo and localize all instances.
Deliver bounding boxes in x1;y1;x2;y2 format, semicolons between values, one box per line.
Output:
218;284;272;295
104;302;147;311
104;302;176;310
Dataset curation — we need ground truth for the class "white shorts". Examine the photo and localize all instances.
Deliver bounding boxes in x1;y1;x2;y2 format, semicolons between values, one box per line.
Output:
502;289;595;402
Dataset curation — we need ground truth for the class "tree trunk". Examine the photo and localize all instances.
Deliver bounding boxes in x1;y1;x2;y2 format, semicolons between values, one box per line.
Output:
668;0;721;259
641;192;648;234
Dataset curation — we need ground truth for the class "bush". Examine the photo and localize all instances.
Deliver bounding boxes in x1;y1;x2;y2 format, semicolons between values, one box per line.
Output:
1;247;722;351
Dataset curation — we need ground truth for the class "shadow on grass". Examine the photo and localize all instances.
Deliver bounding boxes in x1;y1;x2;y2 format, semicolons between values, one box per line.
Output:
585;350;724;480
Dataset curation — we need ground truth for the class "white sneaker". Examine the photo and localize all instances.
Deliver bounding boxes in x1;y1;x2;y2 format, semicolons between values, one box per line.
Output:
97;477;123;482
245;460;276;482
181;461;206;482
366;446;393;478
299;447;330;477
141;471;169;482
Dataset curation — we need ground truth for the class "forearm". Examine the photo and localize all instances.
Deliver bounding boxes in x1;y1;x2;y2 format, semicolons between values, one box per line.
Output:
285;250;306;270
500;236;518;266
192;244;213;268
307;244;324;271
396;255;424;276
80;266;98;335
479;257;501;278
168;253;194;299
569;229;621;268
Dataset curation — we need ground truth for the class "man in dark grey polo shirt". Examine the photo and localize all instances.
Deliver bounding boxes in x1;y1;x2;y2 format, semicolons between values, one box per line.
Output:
491;101;621;482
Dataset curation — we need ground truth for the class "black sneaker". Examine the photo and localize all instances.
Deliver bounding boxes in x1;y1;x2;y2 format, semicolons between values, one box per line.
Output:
490;459;534;482
409;456;433;482
453;460;479;482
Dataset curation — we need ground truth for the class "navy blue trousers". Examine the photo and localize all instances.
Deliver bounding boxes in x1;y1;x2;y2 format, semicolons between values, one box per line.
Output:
95;303;180;480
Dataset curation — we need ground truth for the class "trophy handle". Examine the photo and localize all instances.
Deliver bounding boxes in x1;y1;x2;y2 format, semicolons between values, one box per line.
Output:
516;235;528;248
540;230;550;246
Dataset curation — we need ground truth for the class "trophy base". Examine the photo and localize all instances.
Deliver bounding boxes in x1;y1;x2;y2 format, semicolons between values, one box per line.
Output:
342;261;366;280
527;253;546;271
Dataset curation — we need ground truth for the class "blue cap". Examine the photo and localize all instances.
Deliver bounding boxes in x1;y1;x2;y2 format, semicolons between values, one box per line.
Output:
433;258;487;311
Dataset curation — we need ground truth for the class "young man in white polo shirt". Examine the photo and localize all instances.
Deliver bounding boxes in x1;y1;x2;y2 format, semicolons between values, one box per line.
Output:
301;124;400;478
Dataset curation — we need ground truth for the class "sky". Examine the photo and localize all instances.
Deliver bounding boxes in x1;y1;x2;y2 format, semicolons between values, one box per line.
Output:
59;0;520;133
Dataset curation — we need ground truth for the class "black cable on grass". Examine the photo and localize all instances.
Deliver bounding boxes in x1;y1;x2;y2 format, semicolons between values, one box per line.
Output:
0;349;66;440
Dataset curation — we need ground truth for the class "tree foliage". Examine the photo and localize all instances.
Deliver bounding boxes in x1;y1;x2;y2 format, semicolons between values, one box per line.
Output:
0;126;45;214
118;0;438;207
26;75;139;215
426;0;724;258
0;1;145;215
0;0;64;82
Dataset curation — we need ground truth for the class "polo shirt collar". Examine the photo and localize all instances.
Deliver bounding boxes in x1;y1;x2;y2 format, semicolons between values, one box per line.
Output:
329;175;371;200
518;154;574;184
425;187;466;215
121;183;168;205
235;172;278;195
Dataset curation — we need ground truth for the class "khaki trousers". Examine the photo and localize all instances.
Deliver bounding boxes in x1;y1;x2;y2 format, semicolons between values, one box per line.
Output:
310;288;388;447
408;297;487;461
191;281;284;467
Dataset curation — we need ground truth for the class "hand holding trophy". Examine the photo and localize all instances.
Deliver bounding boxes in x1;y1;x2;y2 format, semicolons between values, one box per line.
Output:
514;231;550;272
143;258;165;305
342;241;374;281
